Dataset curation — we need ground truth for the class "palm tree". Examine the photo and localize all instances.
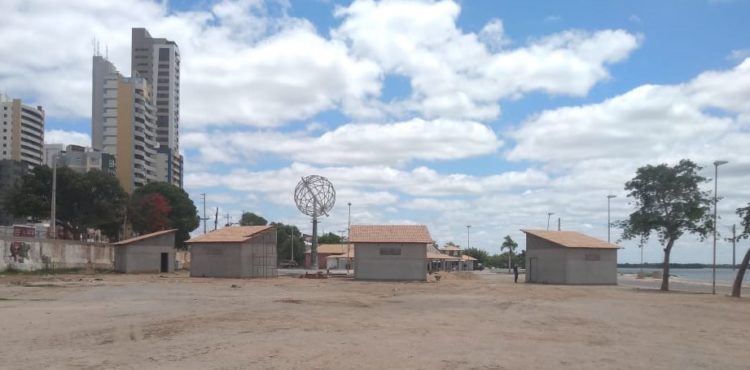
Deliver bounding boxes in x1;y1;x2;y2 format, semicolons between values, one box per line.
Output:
500;235;518;273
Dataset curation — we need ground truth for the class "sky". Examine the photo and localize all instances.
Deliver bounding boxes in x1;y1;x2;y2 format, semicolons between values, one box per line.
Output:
1;0;749;263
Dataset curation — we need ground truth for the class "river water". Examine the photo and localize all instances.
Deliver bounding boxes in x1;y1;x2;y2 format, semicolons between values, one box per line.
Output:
618;267;749;285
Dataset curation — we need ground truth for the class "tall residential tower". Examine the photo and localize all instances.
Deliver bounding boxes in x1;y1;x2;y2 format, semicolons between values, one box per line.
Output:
131;28;183;187
91;55;158;193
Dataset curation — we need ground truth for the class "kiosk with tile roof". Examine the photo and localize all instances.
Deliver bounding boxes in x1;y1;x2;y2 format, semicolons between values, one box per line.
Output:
187;226;277;278
522;229;620;285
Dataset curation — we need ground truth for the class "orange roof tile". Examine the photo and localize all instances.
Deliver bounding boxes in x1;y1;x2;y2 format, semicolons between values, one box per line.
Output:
312;243;353;254
350;225;433;244
112;229;177;246
521;229;621;249
186;226;273;244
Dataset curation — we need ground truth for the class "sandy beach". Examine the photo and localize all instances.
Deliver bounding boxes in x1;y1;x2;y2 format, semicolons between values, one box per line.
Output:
1;270;749;370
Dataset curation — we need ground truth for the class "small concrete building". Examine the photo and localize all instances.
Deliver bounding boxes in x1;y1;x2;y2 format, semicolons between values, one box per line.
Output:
351;225;432;281
304;243;351;269
522;229;620;285
113;229;176;273
186;226;277;278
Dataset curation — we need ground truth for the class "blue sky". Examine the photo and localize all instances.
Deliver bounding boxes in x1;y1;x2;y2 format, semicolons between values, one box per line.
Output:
3;0;750;263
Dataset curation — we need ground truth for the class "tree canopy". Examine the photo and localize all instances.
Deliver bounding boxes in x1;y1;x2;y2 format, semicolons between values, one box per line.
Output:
618;159;713;291
240;212;268;226
129;192;172;234
5;166;127;240
462;247;489;265
500;235;518;254
318;232;342;244
131;182;199;248
272;222;306;264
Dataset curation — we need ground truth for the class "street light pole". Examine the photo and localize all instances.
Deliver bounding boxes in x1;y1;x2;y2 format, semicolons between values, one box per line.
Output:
347;202;352;274
547;212;554;231
712;160;728;295
466;225;471;249
50;154;58;240
607;195;617;243
201;193;207;234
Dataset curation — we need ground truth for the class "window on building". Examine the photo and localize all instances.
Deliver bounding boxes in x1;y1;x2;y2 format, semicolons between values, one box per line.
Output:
159;48;170;61
379;247;402;256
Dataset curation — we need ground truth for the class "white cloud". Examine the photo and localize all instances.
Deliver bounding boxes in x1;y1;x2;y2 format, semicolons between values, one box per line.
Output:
508;58;750;164
333;0;640;120
183;118;502;166
0;0;381;128
44;130;91;147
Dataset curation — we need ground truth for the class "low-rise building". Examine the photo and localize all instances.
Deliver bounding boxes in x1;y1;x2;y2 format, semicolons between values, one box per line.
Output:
187;226;277;278
113;229;176;273
351;224;432;281
304;243;352;269
522;229;620;285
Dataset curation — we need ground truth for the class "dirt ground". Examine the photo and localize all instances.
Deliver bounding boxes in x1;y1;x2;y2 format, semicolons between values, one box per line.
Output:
1;271;749;370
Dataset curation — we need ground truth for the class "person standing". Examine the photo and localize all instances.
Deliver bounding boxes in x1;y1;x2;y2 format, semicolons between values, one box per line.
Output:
513;265;519;283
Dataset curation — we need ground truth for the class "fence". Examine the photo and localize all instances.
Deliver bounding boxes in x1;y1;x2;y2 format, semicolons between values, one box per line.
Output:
0;236;114;272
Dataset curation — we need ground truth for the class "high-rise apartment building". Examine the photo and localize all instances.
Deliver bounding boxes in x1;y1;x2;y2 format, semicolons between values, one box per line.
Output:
132;28;182;187
0;94;44;169
91;55;158;193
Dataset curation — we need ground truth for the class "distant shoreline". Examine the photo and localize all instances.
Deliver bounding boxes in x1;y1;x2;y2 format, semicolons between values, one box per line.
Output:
618;263;741;269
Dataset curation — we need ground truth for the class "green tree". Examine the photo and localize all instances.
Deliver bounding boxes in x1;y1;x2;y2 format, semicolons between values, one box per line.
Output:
272;222;306;265
240;212;268;226
462;247;489;265
501;235;518;272
129;193;172;233
5;167;127;240
318;232;342;244
731;204;750;297
618;159;713;291
131;182;199;248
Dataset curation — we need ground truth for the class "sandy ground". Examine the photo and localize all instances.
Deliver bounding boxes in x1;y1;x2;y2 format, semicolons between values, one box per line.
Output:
1;271;749;370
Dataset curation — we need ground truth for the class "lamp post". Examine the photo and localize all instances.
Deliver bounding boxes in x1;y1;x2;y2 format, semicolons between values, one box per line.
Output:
50;154;58;240
607;195;616;243
547;212;554;230
712;160;728;295
347;202;352;274
466;225;471;249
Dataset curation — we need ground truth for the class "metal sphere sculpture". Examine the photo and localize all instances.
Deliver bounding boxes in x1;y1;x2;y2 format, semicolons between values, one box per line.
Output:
294;175;336;270
294;175;336;217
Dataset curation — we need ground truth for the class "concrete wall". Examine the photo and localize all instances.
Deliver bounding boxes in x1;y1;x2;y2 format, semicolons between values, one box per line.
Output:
525;235;567;284
1;236;113;272
354;243;426;281
114;233;175;273
190;228;277;278
525;234;618;285
190;243;242;278
565;248;618;285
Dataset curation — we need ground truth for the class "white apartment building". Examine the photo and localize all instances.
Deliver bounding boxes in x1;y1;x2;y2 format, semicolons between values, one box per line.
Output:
132;28;183;187
0;94;44;169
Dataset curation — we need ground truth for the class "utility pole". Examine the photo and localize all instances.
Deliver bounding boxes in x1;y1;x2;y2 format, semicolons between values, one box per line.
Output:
346;202;352;275
466;225;471;249
225;213;231;227
201;193;207;234
214;208;218;231
50;154;58;240
290;228;294;262
547;212;554;230
557;217;560;231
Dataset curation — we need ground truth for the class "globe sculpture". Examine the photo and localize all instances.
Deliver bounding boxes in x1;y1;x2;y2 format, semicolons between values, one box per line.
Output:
294;175;336;269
